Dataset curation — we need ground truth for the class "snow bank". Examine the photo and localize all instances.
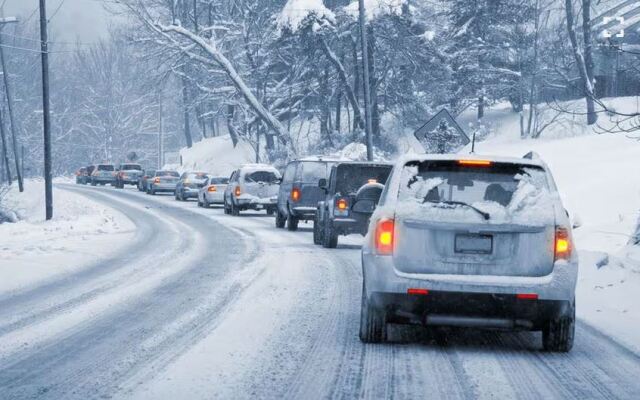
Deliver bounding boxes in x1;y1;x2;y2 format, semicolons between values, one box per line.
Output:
178;135;255;177
0;179;135;295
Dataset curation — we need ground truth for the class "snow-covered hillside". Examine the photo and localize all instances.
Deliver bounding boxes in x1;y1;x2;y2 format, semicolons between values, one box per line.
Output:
177;135;256;176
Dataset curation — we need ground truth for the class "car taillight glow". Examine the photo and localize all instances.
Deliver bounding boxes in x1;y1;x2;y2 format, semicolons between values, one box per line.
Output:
408;288;429;295
153;177;160;184
516;293;538;300
208;186;217;192
554;227;571;261
291;187;300;202
234;186;241;196
375;218;395;255
458;160;492;166
336;198;348;210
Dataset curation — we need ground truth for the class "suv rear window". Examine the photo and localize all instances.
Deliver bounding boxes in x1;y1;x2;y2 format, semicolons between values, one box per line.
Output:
398;160;549;207
209;177;229;184
300;162;332;183
186;172;208;180
245;171;279;183
335;164;392;195
97;165;114;171
121;164;141;170
156;171;179;177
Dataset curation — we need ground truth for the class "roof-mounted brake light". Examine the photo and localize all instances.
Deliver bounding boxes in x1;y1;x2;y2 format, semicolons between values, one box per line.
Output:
458;160;492;166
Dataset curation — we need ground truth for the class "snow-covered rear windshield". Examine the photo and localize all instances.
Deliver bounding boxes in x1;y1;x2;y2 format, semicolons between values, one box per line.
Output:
156;171;179;177
335;164;392;195
121;164;141;170
399;161;549;206
301;162;333;183
245;171;279;183
97;165;114;171
209;177;229;184
186;172;208;180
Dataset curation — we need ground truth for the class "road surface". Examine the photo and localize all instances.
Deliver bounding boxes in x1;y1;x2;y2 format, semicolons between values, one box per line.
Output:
0;184;638;399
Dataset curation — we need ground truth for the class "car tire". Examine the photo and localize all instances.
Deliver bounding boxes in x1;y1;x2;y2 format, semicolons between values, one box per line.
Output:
91;180;96;186
543;301;575;352
203;197;209;208
275;210;286;228
266;207;274;216
322;218;338;248
223;199;230;214
313;213;321;245
150;188;156;195
359;282;386;343
231;201;240;216
286;214;299;231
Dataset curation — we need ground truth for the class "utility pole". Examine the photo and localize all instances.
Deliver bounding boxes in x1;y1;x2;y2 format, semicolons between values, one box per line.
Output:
357;0;374;161
0;108;11;184
0;15;22;191
157;93;164;169
39;0;52;220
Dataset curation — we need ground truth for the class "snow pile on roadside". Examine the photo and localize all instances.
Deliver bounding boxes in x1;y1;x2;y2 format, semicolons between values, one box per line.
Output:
0;180;135;295
179;135;255;177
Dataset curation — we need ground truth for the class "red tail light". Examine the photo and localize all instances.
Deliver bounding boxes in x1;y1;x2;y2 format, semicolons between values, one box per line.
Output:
458;160;492;166
291;187;300;202
408;288;429;296
375;218;395;255
336;198;348;210
208;186;217;192
554;227;571;261
153;177;160;184
234;186;241;197
516;293;538;300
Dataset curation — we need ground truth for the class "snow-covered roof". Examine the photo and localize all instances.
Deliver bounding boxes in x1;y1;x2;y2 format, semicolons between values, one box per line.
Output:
296;155;347;162
239;163;280;171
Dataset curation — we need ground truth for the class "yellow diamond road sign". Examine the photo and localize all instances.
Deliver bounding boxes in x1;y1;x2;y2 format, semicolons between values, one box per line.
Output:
413;109;470;154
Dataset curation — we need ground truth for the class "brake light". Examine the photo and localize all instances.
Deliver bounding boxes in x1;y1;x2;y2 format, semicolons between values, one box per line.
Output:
554;227;571;261
516;293;538;300
336;198;348;210
291;187;300;202
408;288;429;296
208;186;217;192
154;177;160;184
375;218;395;255
368;179;377;184
234;186;241;196
458;160;492;166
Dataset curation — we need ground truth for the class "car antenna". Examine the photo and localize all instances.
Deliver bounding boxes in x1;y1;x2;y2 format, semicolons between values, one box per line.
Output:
470;129;477;154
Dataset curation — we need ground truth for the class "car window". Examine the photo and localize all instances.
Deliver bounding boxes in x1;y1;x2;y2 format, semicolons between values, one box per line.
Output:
186;172;208;180
229;171;238;182
334;165;392;195
98;165;115;171
398;161;549;207
145;170;155;176
244;170;279;183
282;162;296;183
300;162;332;183
156;171;179;177
209;177;229;184
121;164;141;170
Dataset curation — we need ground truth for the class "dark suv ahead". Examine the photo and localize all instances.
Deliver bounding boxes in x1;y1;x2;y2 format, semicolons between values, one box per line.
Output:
315;162;392;248
276;157;343;230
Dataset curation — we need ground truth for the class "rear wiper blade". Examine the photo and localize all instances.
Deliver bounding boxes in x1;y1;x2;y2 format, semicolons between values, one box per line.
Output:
424;200;490;220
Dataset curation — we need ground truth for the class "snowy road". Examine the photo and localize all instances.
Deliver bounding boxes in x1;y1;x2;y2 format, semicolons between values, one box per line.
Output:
1;184;639;399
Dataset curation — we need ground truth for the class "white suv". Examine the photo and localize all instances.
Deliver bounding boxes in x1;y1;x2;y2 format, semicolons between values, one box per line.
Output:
360;154;578;352
224;164;281;216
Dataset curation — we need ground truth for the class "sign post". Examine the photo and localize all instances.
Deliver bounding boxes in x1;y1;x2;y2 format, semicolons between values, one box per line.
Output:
413;109;470;154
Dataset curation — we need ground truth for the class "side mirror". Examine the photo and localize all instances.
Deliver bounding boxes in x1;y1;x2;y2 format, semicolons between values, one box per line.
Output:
352;182;385;215
318;178;327;189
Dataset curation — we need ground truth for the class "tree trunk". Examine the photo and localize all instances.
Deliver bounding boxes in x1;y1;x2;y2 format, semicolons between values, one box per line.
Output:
181;75;193;148
226;104;239;147
477;95;484;120
367;25;380;142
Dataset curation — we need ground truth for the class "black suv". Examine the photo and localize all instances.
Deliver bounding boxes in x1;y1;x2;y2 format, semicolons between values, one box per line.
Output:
315;162;392;248
275;157;342;230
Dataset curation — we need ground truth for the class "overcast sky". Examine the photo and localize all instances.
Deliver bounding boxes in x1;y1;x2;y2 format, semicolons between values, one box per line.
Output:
2;0;111;43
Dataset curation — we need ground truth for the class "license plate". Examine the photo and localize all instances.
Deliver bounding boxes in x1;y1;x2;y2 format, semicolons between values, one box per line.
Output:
455;234;493;254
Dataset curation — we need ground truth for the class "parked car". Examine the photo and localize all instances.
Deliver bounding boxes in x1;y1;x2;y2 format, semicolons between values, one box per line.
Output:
359;154;578;352
175;171;209;201
197;176;229;208
146;170;180;195
90;164;116;186
223;164;281;216
75;167;87;184
114;163;143;188
275;156;343;231
315;161;393;248
138;169;156;192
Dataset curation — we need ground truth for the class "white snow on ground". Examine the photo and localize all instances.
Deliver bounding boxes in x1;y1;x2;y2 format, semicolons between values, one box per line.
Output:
178;135;255;176
277;0;335;33
418;97;640;351
0;178;135;295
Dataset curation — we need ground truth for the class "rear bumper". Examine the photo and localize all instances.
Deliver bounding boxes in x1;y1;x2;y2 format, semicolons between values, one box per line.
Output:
181;187;200;198
362;253;578;303
332;216;369;236
370;290;572;330
92;176;115;183
236;197;277;209
204;192;224;203
289;206;317;219
151;184;176;192
120;178;139;185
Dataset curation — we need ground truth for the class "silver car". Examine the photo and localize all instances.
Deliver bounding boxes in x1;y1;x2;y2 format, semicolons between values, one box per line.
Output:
224;164;281;216
360;154;578;352
147;170;180;195
197;177;229;208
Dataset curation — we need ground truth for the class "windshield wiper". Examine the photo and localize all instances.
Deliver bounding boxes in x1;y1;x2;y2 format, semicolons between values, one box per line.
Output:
424;200;491;220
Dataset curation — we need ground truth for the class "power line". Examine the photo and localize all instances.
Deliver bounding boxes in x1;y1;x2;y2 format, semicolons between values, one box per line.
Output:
48;0;66;23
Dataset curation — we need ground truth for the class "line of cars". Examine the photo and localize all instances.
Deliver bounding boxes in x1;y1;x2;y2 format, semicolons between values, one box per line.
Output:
75;152;577;352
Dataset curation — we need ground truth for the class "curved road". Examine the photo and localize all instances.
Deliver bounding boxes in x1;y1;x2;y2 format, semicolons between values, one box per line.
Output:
0;184;639;399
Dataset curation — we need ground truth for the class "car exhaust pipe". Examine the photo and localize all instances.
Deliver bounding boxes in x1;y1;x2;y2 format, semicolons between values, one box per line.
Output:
424;314;533;330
